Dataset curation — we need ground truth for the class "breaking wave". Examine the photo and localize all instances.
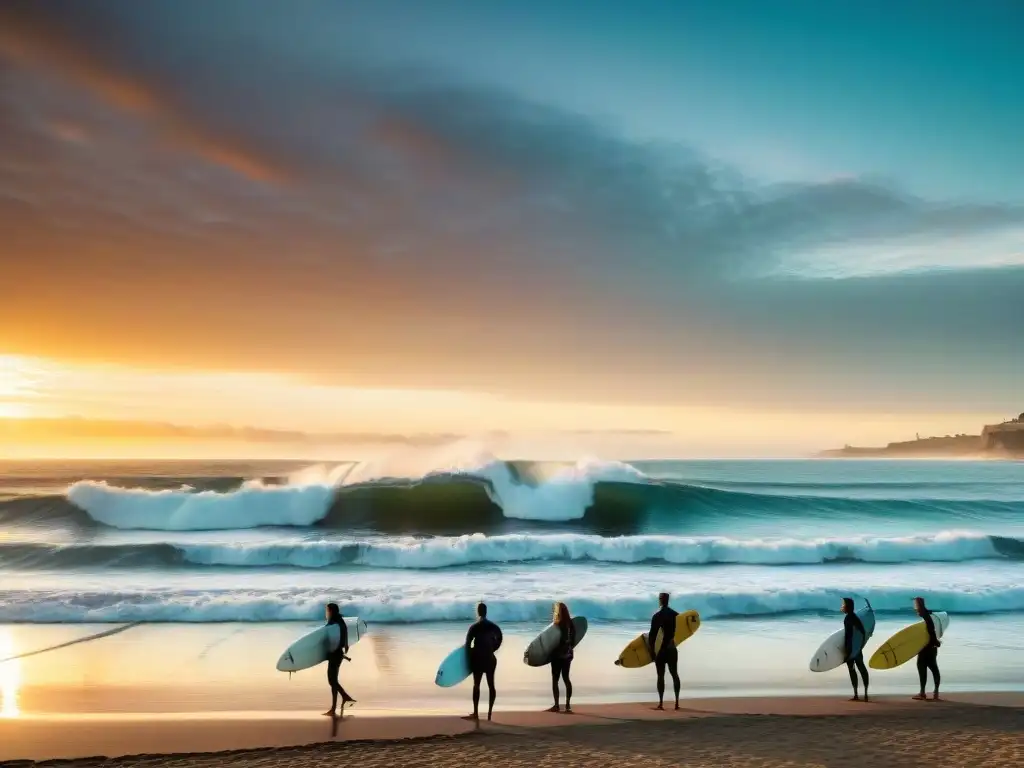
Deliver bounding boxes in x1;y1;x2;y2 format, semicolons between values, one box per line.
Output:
2;531;1022;570
2;584;1022;623
0;455;1015;535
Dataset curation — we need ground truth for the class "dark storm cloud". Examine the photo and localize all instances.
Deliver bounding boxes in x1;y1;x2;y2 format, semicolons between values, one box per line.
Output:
1;0;1021;409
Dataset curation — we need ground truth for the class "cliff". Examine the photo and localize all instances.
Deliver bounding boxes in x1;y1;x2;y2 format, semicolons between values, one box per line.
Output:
982;419;1024;455
821;414;1024;459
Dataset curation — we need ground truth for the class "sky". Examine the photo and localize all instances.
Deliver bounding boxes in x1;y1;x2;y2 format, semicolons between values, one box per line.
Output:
1;1;1022;457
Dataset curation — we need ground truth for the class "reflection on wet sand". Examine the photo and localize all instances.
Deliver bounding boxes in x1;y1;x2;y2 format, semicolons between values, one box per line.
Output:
0;628;21;717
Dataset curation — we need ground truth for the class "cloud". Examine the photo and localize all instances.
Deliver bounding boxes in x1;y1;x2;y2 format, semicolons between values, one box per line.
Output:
1;0;1021;410
0;2;289;183
0;417;673;448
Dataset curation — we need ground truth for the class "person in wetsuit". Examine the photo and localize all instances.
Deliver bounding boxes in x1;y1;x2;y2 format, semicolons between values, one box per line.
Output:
913;597;941;701
464;602;503;721
649;592;681;711
323;602;355;716
547;602;575;713
841;597;869;701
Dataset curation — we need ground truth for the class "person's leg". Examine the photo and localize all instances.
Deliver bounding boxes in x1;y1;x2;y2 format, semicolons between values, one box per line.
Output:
855;656;870;701
486;659;497;720
914;652;928;699
324;662;340;715
668;652;681;709
846;660;860;700
333;660;355;706
654;658;666;709
929;652;941;699
562;659;573;712
548;659;562;711
471;668;483;719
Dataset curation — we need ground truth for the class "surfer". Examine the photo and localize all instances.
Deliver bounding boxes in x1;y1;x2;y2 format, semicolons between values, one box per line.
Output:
912;597;941;701
649;592;681;710
464;602;503;721
323;603;355;716
547;602;575;713
841;597;870;701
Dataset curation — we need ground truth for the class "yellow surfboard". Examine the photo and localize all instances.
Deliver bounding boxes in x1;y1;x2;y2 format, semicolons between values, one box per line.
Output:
868;612;949;670
615;610;701;668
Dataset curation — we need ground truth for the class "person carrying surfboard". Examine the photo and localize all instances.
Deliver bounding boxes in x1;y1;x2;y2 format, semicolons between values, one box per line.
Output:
912;597;942;701
649;592;681;710
323;603;355;716
841;597;870;701
464;602;503;721
547;602;575;713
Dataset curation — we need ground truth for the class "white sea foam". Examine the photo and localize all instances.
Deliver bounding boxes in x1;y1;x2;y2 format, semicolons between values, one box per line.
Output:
1;583;1020;623
65;449;649;529
171;531;1006;568
67;480;335;531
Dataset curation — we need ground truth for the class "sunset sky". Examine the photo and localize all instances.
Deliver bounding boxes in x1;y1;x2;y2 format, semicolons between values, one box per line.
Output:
1;1;1022;457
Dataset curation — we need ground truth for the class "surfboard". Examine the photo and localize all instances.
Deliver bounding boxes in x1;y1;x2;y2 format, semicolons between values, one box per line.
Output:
869;612;949;670
809;604;876;672
435;645;472;687
523;617;589;666
276;618;367;672
615;610;701;668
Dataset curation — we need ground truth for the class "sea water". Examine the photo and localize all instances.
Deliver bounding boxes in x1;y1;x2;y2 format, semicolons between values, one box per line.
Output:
1;455;1023;708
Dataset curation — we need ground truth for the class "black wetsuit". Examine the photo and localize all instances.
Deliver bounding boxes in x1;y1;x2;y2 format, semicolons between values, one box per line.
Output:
649;606;680;707
550;621;575;709
843;612;869;696
917;610;941;695
326;618;352;711
466;618;503;719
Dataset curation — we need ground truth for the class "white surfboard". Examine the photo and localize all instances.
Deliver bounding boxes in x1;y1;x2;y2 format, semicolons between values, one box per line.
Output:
276;618;367;672
523;617;589;667
435;645;471;688
809;604;876;672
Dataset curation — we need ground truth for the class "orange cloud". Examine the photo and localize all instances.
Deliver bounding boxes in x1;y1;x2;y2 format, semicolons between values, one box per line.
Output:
0;9;287;185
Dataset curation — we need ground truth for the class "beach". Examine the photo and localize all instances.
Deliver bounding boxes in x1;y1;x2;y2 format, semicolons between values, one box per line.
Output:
2;621;1024;762
3;694;1023;764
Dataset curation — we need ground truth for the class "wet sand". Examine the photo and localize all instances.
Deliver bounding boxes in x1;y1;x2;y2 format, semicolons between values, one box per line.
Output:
4;617;1024;717
2;621;1023;763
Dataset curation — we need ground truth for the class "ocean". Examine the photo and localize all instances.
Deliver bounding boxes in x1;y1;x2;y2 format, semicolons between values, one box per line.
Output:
2;454;1023;625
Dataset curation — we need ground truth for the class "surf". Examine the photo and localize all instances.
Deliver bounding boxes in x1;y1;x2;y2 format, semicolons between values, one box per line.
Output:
60;455;652;531
4;582;1024;624
49;477;1024;535
2;531;1020;570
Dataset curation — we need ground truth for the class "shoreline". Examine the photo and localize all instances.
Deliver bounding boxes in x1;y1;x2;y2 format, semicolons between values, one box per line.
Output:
2;694;1022;762
4;618;1024;716
2;620;1023;762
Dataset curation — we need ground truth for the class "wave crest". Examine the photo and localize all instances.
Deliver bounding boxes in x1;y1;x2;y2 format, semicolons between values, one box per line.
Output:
2;531;1017;570
63;456;649;531
2;584;1022;623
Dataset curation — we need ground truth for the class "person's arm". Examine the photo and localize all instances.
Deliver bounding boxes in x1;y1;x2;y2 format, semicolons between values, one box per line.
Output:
465;624;476;653
339;620;349;653
923;612;940;647
648;613;659;653
493;623;503;651
843;615;854;657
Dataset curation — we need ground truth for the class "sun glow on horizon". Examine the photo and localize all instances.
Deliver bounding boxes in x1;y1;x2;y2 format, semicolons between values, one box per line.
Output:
0;355;40;419
0;353;1007;459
